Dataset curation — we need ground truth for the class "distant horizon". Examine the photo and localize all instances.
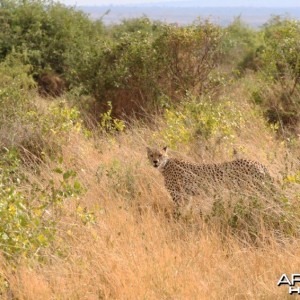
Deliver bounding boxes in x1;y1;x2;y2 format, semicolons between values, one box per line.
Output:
77;4;300;7
76;5;300;27
58;0;300;8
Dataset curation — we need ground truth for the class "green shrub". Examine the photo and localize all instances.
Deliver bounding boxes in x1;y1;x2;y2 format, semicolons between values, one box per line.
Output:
109;17;163;39
223;17;262;71
0;0;103;82
77;20;224;117
0;2;225;117
20;100;83;160
0;53;84;161
260;16;300;90
154;21;223;97
0;53;35;121
0;149;82;260
0;54;36;150
99;102;125;133
79;28;159;116
249;17;300;133
157;95;243;148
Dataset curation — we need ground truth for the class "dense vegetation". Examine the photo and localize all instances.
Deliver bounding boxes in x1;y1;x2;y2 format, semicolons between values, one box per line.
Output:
1;0;300;298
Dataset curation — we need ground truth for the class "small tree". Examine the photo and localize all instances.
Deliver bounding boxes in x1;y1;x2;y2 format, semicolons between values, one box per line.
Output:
257;17;300;132
154;21;223;97
261;16;300;97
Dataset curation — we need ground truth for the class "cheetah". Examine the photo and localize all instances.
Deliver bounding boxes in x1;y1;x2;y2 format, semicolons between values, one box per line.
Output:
146;146;273;205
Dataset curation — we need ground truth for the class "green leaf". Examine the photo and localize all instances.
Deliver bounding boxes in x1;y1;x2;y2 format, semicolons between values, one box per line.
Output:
63;170;76;180
74;180;81;191
53;167;63;174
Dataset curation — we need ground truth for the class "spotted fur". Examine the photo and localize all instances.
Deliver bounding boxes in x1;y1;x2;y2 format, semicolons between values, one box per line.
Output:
147;146;272;204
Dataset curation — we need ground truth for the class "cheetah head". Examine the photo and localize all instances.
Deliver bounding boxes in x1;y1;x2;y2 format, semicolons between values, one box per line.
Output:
146;146;169;170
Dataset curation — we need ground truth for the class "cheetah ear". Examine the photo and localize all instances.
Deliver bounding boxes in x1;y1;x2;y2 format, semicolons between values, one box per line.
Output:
162;146;168;153
146;147;151;154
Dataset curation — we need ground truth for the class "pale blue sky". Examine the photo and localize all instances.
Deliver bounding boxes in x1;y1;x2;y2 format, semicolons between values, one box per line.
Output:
59;0;169;4
58;0;300;7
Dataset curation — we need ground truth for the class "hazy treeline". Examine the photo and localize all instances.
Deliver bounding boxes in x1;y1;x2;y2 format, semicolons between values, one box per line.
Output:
1;1;300;124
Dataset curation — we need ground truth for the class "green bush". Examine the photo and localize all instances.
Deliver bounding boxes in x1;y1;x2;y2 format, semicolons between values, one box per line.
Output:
157;95;243;148
0;53;35;119
0;54;36;149
252;17;300;132
154;21;223;97
260;16;300;90
0;55;82;157
223;17;262;72
78;20;224;117
21;100;83;159
78;28;159;116
0;149;82;260
0;0;103;82
99;101;125;133
109;17;163;39
0;2;224;117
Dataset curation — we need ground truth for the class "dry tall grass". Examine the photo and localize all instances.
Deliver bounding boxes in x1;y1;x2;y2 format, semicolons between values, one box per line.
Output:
1;111;298;299
2;77;300;299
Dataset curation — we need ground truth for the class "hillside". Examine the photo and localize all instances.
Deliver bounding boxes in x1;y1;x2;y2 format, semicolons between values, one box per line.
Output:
1;1;300;299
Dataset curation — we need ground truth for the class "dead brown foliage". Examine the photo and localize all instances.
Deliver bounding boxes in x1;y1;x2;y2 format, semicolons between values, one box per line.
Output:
37;73;66;97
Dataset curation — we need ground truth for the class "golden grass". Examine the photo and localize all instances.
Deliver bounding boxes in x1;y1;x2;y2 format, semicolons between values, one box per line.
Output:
4;203;300;299
2;83;300;299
